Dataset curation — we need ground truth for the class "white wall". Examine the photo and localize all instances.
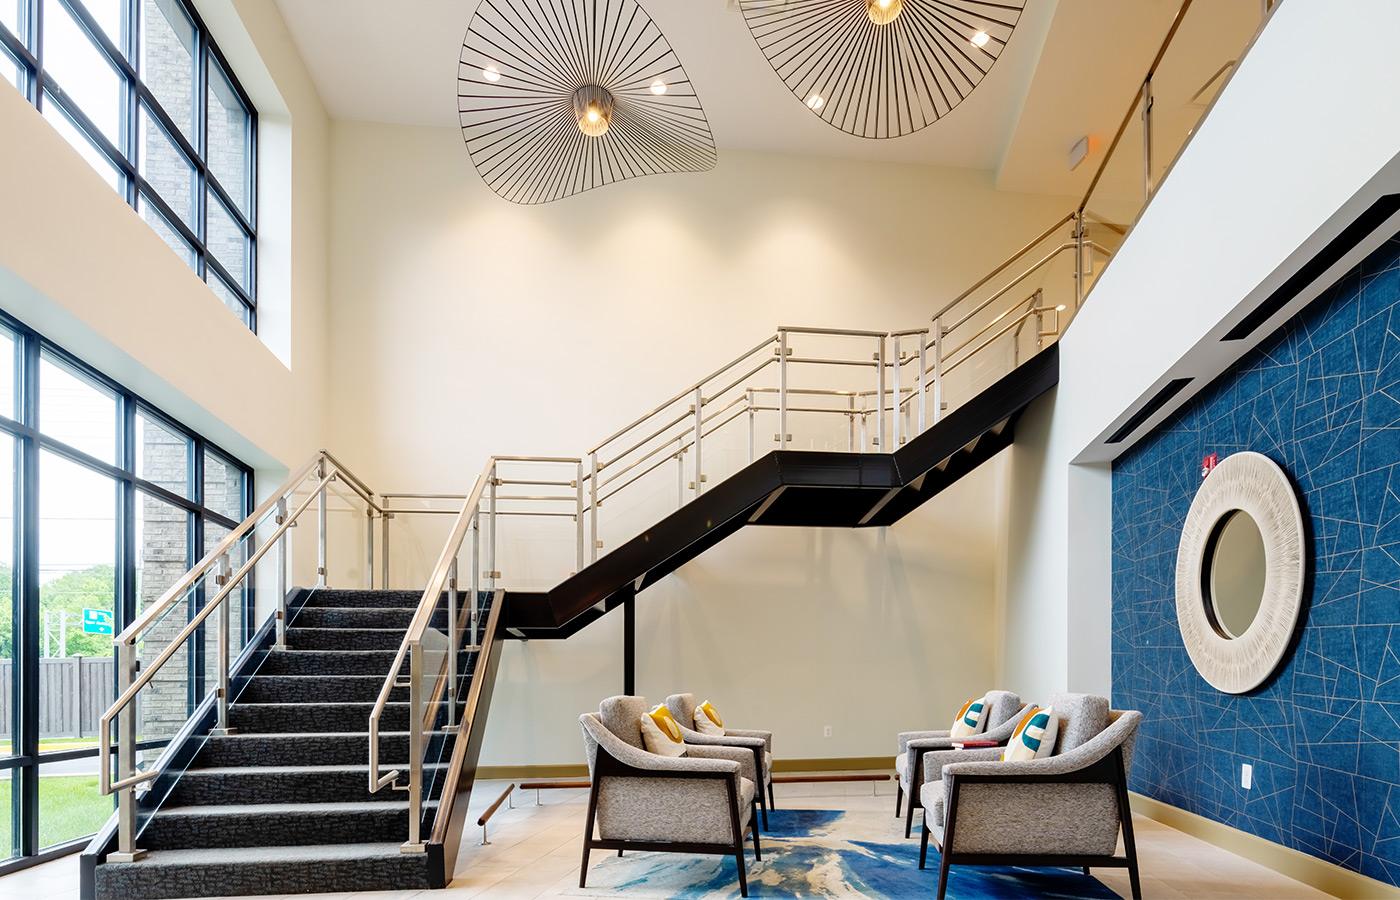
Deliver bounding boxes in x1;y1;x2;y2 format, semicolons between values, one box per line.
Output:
1002;0;1400;699
0;0;330;478
325;122;1070;764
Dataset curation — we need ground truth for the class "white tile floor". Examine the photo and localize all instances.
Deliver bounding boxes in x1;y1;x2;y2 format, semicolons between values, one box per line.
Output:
0;775;1336;900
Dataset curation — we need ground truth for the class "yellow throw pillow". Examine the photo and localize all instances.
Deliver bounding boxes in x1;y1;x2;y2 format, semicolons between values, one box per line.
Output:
949;696;988;739
640;704;687;757
1003;706;1059;762
695;700;725;736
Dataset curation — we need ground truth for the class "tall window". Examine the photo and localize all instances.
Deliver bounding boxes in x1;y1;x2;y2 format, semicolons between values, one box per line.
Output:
0;313;253;868
0;0;258;330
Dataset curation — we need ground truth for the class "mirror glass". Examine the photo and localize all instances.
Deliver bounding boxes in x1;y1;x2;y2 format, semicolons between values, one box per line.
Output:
1208;510;1267;638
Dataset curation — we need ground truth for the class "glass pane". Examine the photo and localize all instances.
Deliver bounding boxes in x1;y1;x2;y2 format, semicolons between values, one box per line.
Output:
0;438;15;760
202;449;242;520
134;411;189;497
139;106;194;226
78;0;125;54
206;271;250;326
136;194;195;270
136;491;187;613
139;0;195;142
0;330;14;419
39;354;117;464
205;188;248;291
0;0;17;39
42;102;120;191
2;48;18;91
38;762;112;848
203;522;247;682
37;450;116;758
131;576;201;828
42;0;124;146
206;58;249;217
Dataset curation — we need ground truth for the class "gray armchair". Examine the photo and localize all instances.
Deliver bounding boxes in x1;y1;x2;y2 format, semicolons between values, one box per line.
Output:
666;693;774;829
918;692;1143;900
895;690;1027;838
579;696;761;897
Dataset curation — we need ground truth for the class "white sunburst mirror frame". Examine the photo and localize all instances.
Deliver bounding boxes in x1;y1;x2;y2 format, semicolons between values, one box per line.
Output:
1174;451;1307;694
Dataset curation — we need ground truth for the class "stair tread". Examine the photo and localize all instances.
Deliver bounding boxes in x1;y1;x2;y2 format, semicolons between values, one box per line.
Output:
101;842;413;866
206;731;411;738
155;801;410;816
182;764;432;775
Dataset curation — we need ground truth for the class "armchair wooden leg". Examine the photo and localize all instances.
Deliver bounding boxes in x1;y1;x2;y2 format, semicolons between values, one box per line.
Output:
1114;749;1143;900
905;784;917;838
919;818;931;869
895;781;903;818
727;776;749;899
1082;866;1090;875
579;777;601;889
767;779;775;811
617;850;623;857
752;822;762;861
760;792;769;830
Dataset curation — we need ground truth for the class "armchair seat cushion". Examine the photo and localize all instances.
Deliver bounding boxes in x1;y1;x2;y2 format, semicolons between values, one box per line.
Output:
597;775;755;845
930;782;1120;856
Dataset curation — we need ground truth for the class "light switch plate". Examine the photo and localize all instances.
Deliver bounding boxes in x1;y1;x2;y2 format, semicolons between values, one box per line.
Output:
1242;763;1253;790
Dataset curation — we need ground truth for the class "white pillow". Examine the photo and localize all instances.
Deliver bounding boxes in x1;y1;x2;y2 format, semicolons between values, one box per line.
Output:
694;700;725;736
1003;706;1059;762
949;696;988;739
640;704;687;758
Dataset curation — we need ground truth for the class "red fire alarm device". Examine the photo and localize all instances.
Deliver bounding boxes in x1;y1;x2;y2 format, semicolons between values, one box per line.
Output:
1201;454;1218;479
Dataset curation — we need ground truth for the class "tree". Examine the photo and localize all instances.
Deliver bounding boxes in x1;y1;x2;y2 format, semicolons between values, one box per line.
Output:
38;565;116;658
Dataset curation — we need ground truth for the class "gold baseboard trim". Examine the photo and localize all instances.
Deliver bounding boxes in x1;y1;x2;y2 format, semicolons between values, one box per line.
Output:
478;757;895;780
1130;793;1400;899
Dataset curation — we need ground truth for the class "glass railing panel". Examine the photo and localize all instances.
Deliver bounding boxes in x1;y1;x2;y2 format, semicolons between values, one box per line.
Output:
419;589;490;835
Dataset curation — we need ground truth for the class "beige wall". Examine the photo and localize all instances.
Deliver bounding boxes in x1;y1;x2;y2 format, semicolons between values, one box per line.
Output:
324;121;1069;764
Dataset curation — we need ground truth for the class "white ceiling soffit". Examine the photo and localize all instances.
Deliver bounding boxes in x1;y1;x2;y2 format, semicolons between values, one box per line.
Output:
271;0;1242;181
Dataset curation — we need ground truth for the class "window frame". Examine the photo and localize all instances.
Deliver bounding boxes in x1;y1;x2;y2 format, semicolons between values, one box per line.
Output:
0;308;254;869
0;0;258;330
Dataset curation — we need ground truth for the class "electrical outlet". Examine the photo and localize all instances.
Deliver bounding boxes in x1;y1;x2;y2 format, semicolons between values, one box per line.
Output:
823;725;832;738
1241;763;1253;790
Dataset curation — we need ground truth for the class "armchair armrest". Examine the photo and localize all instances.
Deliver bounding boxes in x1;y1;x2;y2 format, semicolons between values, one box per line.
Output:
723;728;772;753
688;744;759;787
581;715;740;781
678;723;768;785
940;709;1143;782
898;729;951;756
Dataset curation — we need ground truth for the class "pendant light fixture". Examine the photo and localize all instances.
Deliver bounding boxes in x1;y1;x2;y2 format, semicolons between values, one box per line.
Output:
736;0;1026;139
458;0;716;204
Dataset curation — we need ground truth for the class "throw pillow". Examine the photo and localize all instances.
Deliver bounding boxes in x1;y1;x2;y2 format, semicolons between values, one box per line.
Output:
949;696;988;739
695;700;725;736
1003;706;1059;761
640;704;687;757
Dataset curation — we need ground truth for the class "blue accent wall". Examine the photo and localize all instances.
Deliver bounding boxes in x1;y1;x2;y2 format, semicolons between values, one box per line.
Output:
1112;233;1400;883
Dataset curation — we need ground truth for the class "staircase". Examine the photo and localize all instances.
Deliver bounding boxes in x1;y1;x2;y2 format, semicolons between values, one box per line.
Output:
88;589;491;900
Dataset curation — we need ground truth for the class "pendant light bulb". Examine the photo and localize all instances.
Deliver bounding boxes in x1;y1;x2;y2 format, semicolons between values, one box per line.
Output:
866;0;903;26
572;84;615;137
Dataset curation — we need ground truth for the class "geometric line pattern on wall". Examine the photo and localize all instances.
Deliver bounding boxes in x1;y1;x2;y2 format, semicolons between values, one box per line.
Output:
458;0;716;204
1112;232;1400;886
735;0;1025;139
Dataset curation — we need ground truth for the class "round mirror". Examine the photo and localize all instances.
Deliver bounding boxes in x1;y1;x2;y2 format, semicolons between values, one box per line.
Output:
1206;510;1267;638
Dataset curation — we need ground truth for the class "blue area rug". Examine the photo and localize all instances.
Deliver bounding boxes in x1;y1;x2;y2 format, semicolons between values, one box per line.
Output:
569;808;1123;899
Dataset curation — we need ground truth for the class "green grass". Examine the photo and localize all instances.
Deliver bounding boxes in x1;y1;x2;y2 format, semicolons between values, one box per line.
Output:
0;775;114;851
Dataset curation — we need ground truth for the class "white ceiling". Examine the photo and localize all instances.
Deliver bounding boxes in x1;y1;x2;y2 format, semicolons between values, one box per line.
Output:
273;0;1259;194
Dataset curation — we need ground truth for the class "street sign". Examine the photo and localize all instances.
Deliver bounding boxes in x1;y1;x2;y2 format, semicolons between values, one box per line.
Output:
82;608;113;635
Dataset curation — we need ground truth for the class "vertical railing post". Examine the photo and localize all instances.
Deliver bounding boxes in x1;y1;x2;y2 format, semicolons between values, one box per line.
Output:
365;507;374;589
588;452;599;563
487;464;498;591
110;640;146;862
692;386;703;497
848;395;856;450
447;558;458;726
316;458;327;588
274;498;288;650
891;333;903;447
213;554;234;735
932;318;945;425
1141;77;1154;203
404;642;423;851
1074;212;1087;309
471;511;480;647
575;461;584;575
746;388;755;463
777;330;788;449
381;509;391;590
676;449;685;509
916;330;927;435
875;335;886;451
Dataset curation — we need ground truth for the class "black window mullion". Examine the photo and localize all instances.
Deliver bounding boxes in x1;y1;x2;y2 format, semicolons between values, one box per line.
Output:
204;168;254;238
194;23;207;282
15;335;39;860
122;0;137;206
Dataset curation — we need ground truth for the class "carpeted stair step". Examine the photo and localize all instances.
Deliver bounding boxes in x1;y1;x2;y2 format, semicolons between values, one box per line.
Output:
254;649;400;676
193;732;433;768
290;606;441;630
285;627;407;651
229;701;426;733
139;801;412;850
239;675;412;704
168;765;431;806
92;842;432;899
301;590;425;609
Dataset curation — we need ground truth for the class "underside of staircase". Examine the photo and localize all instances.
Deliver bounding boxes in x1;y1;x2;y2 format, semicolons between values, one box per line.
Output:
87;589;488;900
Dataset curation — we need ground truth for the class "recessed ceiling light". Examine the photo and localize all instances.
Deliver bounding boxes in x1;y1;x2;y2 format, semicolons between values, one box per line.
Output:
482;65;501;82
806;93;824;110
971;31;990;48
650;79;668;95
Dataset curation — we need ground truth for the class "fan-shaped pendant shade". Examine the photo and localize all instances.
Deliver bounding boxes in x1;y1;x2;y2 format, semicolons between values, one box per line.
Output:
736;0;1025;139
458;0;717;204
